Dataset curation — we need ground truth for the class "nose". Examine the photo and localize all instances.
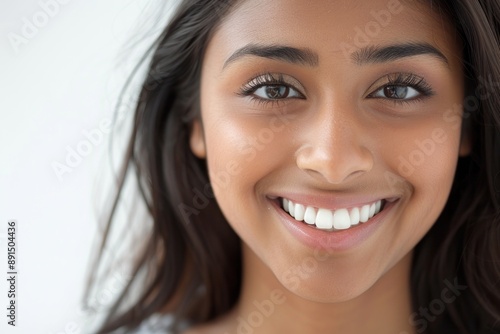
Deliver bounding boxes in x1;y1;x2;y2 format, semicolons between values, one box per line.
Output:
295;101;374;185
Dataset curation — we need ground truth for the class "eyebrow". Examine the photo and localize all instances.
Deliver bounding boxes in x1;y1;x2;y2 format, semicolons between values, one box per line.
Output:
223;44;319;69
351;42;449;66
222;42;449;70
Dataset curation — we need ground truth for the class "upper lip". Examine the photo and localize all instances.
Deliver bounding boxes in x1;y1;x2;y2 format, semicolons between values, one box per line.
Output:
268;192;400;211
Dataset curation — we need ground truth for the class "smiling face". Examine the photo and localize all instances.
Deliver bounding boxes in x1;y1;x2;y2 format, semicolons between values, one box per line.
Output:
190;0;468;303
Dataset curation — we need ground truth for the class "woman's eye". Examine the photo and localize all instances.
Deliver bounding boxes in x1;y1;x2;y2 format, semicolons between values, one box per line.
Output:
253;85;302;100
371;85;420;100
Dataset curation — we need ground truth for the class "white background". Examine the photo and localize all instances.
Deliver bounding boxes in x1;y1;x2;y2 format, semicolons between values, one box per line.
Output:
0;0;176;332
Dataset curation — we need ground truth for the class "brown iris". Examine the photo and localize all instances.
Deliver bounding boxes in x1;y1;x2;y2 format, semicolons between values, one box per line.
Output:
265;85;290;99
384;86;409;99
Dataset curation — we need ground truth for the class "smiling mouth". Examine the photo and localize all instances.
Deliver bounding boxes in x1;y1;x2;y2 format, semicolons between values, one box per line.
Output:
280;197;387;231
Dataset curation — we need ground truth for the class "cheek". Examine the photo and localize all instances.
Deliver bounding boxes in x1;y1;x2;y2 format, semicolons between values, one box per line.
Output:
204;118;267;189
203;119;248;202
384;120;462;239
202;113;280;218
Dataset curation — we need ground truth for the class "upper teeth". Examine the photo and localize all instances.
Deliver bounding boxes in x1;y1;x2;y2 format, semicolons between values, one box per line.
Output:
282;198;383;231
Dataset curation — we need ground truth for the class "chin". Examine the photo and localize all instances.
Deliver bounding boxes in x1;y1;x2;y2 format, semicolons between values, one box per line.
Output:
270;255;383;303
280;271;377;303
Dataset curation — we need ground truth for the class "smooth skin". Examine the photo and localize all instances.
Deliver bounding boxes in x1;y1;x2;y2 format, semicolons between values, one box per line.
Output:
187;0;469;333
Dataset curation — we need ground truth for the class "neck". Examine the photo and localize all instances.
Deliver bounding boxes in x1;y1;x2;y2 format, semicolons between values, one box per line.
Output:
227;245;416;334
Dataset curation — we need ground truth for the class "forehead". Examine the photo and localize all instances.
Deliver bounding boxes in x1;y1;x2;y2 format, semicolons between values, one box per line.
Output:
207;0;460;67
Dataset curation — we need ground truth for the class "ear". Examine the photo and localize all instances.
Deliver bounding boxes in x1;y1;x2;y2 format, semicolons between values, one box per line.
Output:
189;119;206;158
458;118;472;157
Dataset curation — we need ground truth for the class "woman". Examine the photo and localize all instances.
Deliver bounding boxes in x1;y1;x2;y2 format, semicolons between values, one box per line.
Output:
86;0;500;333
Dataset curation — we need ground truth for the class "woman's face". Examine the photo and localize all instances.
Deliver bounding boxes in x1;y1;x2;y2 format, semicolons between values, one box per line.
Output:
191;0;467;302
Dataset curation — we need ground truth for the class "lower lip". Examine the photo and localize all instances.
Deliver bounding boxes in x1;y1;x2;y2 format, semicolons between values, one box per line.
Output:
269;198;399;252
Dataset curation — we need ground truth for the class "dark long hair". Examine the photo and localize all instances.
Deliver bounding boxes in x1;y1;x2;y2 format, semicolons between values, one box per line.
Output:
85;0;500;333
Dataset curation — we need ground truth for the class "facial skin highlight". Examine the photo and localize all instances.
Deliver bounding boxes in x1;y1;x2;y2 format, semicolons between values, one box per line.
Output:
189;0;469;333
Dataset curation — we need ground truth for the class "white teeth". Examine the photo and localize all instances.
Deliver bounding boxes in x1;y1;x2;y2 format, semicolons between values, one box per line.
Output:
333;209;351;230
369;203;376;218
359;205;370;223
350;207;360;226
281;198;385;230
289;201;295;216
315;208;333;230
304;206;317;225
294;204;305;221
283;198;289;213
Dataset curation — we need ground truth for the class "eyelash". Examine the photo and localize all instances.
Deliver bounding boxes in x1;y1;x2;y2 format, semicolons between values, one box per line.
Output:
366;72;435;104
238;72;435;106
238;73;305;106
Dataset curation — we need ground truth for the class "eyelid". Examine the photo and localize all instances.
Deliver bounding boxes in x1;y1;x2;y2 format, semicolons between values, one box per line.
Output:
366;72;434;98
239;72;307;97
